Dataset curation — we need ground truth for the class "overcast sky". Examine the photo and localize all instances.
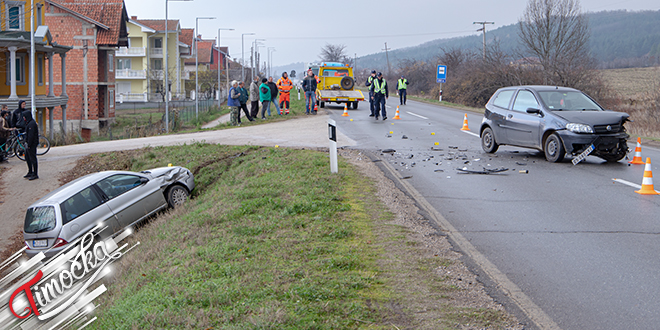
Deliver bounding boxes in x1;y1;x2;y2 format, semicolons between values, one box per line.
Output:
125;0;660;67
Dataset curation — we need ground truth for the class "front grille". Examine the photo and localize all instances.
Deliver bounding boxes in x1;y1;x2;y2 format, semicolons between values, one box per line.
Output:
593;123;622;134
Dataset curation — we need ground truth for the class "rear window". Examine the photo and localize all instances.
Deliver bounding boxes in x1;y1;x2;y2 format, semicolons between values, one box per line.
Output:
60;186;103;224
492;90;515;109
322;69;349;77
24;206;57;233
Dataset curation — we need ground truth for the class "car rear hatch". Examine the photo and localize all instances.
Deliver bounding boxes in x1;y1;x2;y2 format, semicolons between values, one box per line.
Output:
23;205;62;252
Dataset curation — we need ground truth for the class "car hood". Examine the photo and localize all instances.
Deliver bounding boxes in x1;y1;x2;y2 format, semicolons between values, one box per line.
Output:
551;110;629;125
146;166;189;181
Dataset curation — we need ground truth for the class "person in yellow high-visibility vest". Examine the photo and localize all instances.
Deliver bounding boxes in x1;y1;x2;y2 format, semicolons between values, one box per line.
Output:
276;72;293;114
370;72;389;120
397;75;409;105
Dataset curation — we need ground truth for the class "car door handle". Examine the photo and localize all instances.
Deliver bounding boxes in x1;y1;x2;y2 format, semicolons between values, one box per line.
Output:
507;114;513;119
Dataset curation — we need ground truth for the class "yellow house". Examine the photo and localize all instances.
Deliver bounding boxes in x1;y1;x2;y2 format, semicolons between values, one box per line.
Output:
0;0;70;137
115;16;190;103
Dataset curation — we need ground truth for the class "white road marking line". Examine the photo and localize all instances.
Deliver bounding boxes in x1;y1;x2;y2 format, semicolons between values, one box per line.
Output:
405;111;429;120
462;130;480;138
612;178;660;193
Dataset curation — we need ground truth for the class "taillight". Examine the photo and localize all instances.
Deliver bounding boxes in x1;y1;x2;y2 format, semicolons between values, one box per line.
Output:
53;238;69;248
24;241;30;250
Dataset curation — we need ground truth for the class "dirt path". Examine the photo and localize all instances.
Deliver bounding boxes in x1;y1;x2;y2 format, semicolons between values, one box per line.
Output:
201;113;230;129
0;113;356;254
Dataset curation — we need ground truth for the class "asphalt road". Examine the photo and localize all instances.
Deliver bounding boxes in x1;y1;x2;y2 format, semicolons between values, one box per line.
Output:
327;98;660;330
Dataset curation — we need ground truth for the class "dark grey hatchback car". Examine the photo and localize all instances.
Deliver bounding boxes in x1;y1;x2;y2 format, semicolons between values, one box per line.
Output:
480;86;630;163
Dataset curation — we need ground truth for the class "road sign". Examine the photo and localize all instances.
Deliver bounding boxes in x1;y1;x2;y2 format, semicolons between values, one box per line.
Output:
437;65;447;83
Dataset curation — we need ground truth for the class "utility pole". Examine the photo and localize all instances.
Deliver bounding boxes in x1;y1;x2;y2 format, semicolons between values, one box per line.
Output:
473;21;494;60
382;43;392;78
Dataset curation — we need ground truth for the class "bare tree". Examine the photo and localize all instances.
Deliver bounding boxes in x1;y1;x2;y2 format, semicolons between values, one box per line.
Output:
518;0;595;87
319;44;350;63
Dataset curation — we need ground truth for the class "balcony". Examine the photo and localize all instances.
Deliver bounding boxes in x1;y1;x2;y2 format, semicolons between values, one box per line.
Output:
150;48;164;57
116;47;146;57
116;69;147;79
116;92;148;103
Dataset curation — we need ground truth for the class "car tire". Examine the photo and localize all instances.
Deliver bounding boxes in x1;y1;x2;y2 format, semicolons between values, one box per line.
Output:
544;133;565;163
320;101;325;108
166;185;189;208
353;101;359;109
481;127;499;153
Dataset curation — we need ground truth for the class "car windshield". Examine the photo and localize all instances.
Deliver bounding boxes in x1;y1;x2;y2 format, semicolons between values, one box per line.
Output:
538;91;603;111
24;206;57;233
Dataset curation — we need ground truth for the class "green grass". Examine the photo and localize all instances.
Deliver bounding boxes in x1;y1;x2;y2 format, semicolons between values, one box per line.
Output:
87;144;395;329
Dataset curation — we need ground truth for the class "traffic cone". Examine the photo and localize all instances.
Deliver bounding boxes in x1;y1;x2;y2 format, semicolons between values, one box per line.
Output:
342;104;349;117
314;104;318;113
629;137;645;164
460;113;470;131
635;158;659;195
393;106;401;120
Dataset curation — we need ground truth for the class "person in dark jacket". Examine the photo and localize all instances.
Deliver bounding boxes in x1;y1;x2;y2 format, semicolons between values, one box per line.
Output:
0;109;15;162
267;77;280;115
23;110;39;180
365;70;377;117
11;100;27;131
370;72;389;120
237;81;254;123
227;81;241;126
301;70;318;114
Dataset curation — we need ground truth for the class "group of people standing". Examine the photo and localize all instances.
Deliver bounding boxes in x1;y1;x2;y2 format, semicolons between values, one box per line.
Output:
0;101;40;180
365;70;410;120
226;72;295;126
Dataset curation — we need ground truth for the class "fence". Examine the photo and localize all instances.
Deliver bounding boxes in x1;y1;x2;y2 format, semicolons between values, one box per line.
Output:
170;99;217;126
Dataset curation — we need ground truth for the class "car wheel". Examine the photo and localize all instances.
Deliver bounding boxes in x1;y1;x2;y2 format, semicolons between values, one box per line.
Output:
353;101;359;109
544;133;565;163
320;101;325;108
166;185;189;208
481;127;499;153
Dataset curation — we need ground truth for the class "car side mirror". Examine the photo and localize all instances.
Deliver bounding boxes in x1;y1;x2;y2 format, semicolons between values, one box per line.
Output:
526;108;541;114
140;177;149;185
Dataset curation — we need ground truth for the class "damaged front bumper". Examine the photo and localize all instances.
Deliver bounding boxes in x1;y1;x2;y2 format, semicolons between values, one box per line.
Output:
557;130;629;155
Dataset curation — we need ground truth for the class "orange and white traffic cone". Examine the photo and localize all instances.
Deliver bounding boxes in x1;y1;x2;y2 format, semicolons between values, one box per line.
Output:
635;158;659;195
460;113;470;131
314;104;318;113
342;104;349;117
393;106;401;120
629;137;645;164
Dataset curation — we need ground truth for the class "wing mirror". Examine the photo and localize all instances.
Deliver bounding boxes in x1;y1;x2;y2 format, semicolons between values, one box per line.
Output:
526;108;541;114
140;177;149;184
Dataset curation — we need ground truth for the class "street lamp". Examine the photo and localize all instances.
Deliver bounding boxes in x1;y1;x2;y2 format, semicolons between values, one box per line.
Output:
165;0;192;133
268;47;276;77
241;33;255;81
195;16;216;120
217;28;234;107
252;38;265;78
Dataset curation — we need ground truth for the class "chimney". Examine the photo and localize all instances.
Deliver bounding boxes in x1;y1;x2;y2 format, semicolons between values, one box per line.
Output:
131;16;137;20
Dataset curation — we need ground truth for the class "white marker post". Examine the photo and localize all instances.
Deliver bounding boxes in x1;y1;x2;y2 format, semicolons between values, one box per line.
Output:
298;87;301;100
328;119;338;173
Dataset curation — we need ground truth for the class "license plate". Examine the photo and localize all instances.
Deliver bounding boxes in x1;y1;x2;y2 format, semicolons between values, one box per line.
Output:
337;98;348;101
33;239;48;248
572;144;594;165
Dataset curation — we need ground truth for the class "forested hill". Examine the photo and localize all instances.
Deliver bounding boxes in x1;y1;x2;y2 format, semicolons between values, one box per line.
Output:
354;9;660;71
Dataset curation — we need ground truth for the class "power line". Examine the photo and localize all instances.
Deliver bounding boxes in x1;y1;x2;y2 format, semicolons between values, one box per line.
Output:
218;30;478;41
473;21;494;59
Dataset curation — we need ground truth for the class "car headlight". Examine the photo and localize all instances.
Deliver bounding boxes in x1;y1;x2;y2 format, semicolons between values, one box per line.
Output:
566;123;594;134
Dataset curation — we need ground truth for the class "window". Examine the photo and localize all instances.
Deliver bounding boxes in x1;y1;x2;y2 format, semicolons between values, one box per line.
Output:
37;54;44;85
95;174;144;200
37;4;43;26
512;90;540;112
60;187;104;225
117;58;131;70
152;59;162;70
24;206;56;233
154;38;163;49
7;3;23;30
108;53;114;72
492;90;514;109
5;53;26;85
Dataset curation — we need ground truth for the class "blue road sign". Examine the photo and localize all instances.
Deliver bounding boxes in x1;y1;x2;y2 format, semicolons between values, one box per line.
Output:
437;65;447;83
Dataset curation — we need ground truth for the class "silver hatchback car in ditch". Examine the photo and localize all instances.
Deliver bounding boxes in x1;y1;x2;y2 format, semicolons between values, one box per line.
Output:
23;166;194;258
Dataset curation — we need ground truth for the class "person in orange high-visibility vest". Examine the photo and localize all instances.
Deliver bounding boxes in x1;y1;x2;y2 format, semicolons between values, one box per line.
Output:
277;72;294;114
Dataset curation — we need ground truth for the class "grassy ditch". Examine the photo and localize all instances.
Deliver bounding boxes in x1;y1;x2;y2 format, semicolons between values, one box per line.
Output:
60;144;517;329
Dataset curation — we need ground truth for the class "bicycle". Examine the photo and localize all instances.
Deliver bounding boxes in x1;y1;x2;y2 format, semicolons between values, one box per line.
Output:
9;132;51;161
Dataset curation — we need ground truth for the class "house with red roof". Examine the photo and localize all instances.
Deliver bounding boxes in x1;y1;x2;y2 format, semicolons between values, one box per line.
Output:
45;0;129;132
